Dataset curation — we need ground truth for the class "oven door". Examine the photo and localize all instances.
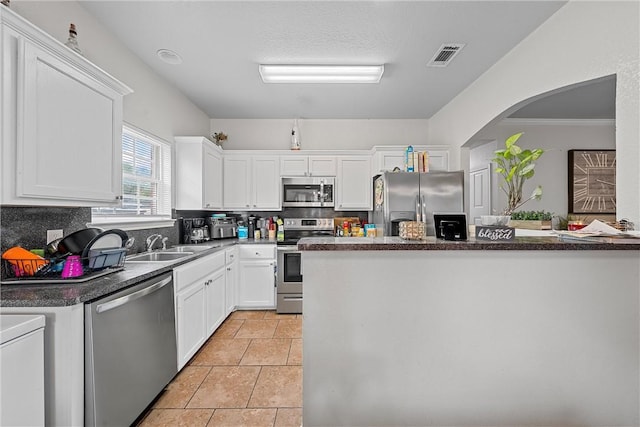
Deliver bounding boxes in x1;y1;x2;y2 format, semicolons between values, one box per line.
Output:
277;246;302;293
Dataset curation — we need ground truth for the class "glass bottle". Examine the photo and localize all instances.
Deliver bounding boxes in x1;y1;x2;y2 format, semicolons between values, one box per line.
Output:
291;119;300;150
64;23;82;55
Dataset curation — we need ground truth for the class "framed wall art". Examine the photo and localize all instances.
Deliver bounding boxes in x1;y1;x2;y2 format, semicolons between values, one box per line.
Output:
568;149;616;214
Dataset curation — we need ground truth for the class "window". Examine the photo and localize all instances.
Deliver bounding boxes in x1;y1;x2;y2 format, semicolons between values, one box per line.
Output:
91;125;173;230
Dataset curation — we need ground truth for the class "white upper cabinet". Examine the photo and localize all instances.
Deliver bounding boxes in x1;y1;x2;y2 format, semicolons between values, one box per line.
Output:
336;156;372;210
223;154;280;210
1;9;132;206
280;155;336;177
175;137;223;210
372;146;450;175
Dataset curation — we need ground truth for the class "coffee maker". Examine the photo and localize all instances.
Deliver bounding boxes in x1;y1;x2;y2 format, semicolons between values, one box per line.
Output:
180;218;210;243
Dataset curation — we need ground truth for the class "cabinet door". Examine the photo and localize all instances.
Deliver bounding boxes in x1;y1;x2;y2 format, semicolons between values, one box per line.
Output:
225;259;238;316
223;156;251;209
426;150;450;172
336;156;372;210
205;269;226;337
17;42;123;205
176;282;206;370
309;156;337;176
376;152;406;174
203;144;223;209
238;261;276;309
280;156;308;176
252;156;280;210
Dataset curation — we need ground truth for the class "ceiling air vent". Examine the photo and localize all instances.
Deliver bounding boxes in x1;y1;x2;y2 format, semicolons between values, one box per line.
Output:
427;43;466;67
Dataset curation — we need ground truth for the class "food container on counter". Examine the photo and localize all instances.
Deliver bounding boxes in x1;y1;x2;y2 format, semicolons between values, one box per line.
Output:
364;224;377;237
237;226;248;239
399;221;425;240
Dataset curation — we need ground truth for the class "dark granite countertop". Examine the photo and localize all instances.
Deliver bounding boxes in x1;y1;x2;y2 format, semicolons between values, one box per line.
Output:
297;236;640;251
0;239;277;308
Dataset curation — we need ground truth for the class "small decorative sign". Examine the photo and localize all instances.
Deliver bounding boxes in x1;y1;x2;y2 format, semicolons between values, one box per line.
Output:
475;226;515;241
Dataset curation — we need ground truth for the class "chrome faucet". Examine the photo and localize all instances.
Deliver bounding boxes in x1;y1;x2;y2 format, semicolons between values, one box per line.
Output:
161;237;169;250
145;234;163;252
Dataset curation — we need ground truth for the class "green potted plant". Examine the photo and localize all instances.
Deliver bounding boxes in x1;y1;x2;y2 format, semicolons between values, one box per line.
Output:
492;132;544;216
509;210;554;230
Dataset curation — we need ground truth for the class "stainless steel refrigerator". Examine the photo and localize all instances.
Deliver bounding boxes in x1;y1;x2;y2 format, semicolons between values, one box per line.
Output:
371;171;464;236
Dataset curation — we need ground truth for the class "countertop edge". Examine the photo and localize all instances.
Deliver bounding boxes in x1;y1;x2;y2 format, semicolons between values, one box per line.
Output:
297;236;640;251
0;239;276;308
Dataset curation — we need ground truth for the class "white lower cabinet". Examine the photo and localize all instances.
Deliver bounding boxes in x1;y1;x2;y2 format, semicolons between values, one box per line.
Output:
205;269;226;337
238;245;276;309
225;247;239;316
175;281;207;370
173;251;226;370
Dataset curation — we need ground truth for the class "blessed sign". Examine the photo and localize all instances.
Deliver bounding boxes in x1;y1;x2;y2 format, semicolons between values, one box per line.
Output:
475;226;515;241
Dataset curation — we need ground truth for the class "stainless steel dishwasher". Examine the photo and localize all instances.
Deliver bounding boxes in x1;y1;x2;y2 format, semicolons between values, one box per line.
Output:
85;272;177;426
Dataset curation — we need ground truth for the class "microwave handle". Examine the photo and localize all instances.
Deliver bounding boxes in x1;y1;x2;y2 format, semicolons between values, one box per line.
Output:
320;179;325;207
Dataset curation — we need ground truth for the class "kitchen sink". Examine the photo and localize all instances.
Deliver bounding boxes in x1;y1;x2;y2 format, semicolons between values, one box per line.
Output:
127;251;194;262
170;244;220;252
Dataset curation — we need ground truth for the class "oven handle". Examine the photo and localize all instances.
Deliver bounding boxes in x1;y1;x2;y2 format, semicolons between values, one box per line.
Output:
282;296;303;301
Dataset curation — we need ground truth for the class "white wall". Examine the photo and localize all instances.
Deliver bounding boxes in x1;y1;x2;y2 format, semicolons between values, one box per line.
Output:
429;1;640;224
471;119;616;217
12;1;211;143
210;119;429;150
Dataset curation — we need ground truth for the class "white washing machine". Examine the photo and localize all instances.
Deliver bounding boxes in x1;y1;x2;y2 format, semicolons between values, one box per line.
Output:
0;314;46;426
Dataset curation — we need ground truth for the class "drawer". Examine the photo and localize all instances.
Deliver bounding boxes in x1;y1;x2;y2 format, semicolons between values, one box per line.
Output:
173;251;225;291
225;247;238;265
239;245;275;260
276;293;302;314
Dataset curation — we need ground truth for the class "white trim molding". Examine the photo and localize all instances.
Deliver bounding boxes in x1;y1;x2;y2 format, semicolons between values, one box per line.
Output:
502;118;615;126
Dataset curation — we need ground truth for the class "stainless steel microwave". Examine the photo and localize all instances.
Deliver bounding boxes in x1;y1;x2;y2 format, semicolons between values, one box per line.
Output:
282;177;335;207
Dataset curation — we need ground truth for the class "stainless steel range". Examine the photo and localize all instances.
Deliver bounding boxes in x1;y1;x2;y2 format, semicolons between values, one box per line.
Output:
276;218;334;314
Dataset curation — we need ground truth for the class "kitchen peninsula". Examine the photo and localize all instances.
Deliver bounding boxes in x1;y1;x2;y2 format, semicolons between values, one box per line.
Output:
299;236;640;426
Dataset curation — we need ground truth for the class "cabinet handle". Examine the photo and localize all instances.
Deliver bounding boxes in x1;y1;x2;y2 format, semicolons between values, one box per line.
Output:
115;195;123;200
227;267;231;271
246;204;250;208
255;252;260;255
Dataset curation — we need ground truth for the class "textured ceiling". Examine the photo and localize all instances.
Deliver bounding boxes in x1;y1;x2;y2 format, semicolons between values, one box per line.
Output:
77;1;607;120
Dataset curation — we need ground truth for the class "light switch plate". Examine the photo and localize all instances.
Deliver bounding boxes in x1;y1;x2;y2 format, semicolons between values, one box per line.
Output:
47;229;64;244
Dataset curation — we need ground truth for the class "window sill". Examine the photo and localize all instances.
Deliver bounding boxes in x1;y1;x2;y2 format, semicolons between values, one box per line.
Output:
87;217;176;232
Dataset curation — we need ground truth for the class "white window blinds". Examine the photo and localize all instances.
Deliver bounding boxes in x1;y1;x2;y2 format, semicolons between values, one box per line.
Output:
92;125;171;220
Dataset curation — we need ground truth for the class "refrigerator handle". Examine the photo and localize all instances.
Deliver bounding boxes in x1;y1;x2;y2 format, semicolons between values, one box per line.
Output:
416;195;422;222
422;197;427;224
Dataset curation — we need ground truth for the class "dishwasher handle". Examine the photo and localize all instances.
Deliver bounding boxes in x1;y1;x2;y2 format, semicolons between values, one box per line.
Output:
96;275;172;314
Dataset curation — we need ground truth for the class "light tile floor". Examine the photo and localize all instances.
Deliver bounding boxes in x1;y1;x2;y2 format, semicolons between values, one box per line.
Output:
137;311;302;427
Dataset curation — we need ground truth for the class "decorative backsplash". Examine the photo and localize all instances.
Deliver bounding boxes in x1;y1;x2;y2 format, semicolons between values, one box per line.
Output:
1;206;369;254
0;207;179;254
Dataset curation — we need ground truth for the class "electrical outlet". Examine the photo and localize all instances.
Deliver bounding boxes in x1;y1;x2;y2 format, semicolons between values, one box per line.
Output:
46;229;64;244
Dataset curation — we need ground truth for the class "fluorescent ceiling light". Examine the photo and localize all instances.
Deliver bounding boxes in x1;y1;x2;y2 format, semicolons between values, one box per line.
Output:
259;65;384;84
